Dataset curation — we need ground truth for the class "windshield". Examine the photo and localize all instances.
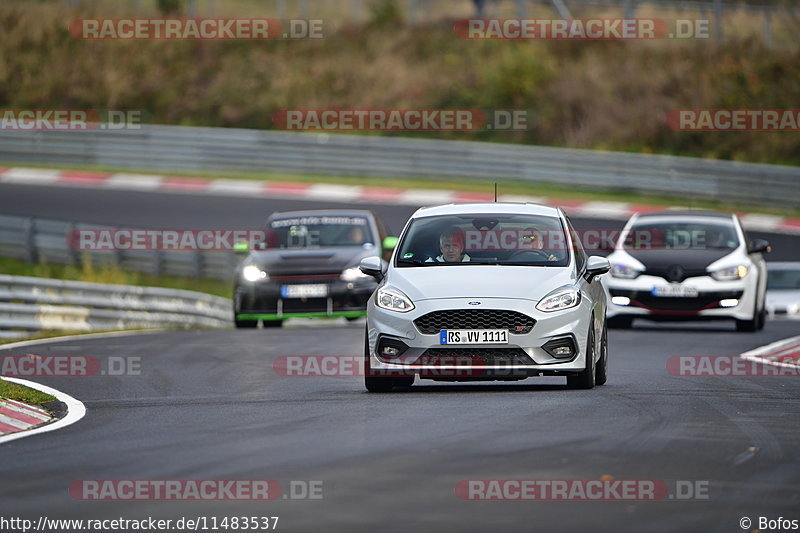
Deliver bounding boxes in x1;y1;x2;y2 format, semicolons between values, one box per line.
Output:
396;214;570;267
767;267;800;290
264;215;373;249
623;220;739;251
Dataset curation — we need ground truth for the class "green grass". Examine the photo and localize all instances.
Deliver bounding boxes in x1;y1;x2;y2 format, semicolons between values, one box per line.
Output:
0;255;233;298
6;161;800;219
0;378;56;405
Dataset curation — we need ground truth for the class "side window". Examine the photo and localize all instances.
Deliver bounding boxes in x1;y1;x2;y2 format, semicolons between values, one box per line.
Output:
565;216;587;272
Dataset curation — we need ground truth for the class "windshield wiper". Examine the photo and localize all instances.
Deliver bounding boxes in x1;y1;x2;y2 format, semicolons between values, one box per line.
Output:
396;258;430;266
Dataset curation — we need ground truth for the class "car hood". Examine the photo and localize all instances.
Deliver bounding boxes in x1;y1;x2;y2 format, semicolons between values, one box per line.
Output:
245;247;375;276
387;265;577;302
625;248;736;282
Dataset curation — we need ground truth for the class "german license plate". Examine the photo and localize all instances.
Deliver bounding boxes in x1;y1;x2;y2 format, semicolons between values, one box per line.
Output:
281;284;328;298
439;329;508;345
651;285;698;297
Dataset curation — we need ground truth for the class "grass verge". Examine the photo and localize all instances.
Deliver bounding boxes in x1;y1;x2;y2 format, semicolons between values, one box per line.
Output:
0;256;232;298
0;378;56;405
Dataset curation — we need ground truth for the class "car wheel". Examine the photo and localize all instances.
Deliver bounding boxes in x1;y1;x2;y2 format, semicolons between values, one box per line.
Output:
607;316;633;329
735;298;762;332
756;302;767;331
234;318;258;328
567;322;596;389
262;320;283;328
595;322;608;386
364;330;413;392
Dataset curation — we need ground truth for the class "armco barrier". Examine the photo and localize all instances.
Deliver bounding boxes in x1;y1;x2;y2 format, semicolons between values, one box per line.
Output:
0;125;798;207
0;274;231;338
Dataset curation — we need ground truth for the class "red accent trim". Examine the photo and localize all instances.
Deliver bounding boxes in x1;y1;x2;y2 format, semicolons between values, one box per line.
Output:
629;299;719;315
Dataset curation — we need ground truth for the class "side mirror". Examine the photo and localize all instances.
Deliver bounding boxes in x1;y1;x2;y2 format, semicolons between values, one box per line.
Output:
748;239;771;254
585;256;610;283
359;256;385;282
233;241;249;254
382;236;398;251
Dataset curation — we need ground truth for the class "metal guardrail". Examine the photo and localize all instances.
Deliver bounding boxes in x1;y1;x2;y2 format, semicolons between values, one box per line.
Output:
0;274;232;338
0;214;240;281
0;125;798;207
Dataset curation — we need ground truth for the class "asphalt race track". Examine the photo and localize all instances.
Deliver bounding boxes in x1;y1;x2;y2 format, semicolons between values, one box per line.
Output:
1;182;799;532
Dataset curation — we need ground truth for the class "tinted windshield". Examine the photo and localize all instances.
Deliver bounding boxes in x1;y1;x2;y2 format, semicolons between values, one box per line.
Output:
396;214;570;267
767;267;800;290
265;215;373;249
624;220;739;250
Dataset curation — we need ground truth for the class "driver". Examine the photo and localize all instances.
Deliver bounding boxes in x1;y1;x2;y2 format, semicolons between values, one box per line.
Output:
427;227;470;262
520;227;559;261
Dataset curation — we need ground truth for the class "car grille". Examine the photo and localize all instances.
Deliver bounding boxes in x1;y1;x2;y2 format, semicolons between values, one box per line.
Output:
415;348;535;366
413;310;535;335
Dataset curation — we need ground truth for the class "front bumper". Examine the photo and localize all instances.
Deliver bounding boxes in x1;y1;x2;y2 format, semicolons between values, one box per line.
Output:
235;279;376;321
605;273;754;321
366;296;594;379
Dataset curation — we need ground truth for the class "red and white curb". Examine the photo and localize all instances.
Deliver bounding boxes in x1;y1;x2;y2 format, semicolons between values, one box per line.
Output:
0;377;86;445
1;166;799;233
0;397;52;435
741;335;800;370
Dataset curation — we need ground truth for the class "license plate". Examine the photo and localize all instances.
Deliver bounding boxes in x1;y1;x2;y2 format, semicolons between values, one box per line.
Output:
439;329;508;345
651;285;698;298
281;284;328;298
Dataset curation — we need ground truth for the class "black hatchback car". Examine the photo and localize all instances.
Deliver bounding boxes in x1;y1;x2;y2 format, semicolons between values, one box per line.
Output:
233;209;396;328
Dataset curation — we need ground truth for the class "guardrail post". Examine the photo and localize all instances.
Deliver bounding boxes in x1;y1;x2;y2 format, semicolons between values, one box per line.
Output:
276;0;286;18
65;222;78;266
153;250;164;277
713;0;723;40
23;218;38;264
193;251;203;278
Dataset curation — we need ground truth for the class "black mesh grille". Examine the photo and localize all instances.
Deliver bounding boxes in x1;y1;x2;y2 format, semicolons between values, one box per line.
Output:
414;309;535;334
415;348;534;366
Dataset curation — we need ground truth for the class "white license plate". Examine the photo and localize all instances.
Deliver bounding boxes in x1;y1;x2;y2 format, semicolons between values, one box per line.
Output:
281;284;328;298
651;285;698;298
439;329;508;345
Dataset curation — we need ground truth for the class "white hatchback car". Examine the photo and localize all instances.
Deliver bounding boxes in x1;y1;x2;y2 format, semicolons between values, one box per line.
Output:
359;203;610;392
605;211;770;331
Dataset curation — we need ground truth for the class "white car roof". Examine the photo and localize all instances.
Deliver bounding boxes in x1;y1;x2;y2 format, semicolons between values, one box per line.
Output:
411;202;562;219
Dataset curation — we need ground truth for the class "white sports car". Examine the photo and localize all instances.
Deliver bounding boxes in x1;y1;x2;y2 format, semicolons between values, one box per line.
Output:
359;202;610;392
605;211;770;331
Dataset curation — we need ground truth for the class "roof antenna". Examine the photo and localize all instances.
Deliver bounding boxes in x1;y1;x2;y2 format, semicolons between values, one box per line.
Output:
494;182;497;202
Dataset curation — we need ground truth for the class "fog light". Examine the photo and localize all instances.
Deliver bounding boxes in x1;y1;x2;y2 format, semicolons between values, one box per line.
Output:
542;336;578;360
376;337;409;359
611;296;631;306
719;299;739;308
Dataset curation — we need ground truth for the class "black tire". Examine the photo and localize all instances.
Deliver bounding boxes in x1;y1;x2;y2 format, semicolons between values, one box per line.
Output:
567;322;596;389
595;322;608;386
262;320;283;328
234;318;258;328
364;330;413;392
607;316;633;329
735;298;763;332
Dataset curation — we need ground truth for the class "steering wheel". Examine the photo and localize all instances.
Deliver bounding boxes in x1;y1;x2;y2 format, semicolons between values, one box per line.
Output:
508;250;552;261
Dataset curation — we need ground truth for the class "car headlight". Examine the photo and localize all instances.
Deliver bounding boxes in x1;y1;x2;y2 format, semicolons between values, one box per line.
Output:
536;286;581;313
709;264;748;281
376;286;415;313
610;263;642;279
242;265;268;282
341;266;369;282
